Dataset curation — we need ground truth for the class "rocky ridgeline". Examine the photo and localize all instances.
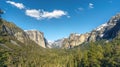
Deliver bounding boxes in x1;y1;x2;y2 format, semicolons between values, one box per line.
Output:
1;13;120;48
0;19;47;48
0;20;30;44
50;13;120;48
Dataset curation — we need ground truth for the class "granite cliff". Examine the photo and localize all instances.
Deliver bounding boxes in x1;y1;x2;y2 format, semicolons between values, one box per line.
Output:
25;30;46;48
50;13;120;48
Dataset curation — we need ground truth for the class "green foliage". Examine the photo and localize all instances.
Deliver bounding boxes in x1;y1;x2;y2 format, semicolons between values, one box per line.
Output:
0;38;120;67
0;50;11;67
0;37;6;43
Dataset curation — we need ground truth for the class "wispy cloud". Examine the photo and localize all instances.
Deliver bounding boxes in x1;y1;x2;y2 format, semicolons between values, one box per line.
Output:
6;1;25;9
25;9;67;20
6;1;68;20
89;3;94;9
78;7;84;11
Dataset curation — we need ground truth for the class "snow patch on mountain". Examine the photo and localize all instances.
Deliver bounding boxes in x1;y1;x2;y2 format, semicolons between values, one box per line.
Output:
48;40;54;45
96;23;108;31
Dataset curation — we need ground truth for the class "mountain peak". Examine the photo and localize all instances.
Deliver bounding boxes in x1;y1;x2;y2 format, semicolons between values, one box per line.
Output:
25;30;46;48
48;13;120;48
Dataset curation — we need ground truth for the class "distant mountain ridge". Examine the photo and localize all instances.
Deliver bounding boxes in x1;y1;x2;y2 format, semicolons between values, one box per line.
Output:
0;13;120;48
49;13;120;48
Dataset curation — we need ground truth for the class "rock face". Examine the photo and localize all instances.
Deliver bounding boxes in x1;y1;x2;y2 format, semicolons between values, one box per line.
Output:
51;38;65;48
61;33;89;48
0;20;30;44
88;13;120;41
25;30;46;48
0;19;46;48
50;13;120;48
102;14;120;39
49;33;90;48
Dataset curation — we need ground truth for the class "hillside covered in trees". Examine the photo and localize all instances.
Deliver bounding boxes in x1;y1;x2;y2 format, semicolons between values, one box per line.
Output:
0;32;120;67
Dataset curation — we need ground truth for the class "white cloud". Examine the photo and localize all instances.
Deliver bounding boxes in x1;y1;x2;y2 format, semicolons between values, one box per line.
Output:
25;9;68;20
26;9;41;20
89;3;94;9
6;1;69;20
6;1;25;9
42;10;67;19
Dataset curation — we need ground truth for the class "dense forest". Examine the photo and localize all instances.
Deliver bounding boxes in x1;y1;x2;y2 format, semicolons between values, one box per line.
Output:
0;28;120;67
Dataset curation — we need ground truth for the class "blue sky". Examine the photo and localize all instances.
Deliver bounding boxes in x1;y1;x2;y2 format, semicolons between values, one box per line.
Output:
0;0;120;41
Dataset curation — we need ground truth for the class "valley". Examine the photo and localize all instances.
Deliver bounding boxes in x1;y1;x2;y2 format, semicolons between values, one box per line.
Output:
0;12;120;67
